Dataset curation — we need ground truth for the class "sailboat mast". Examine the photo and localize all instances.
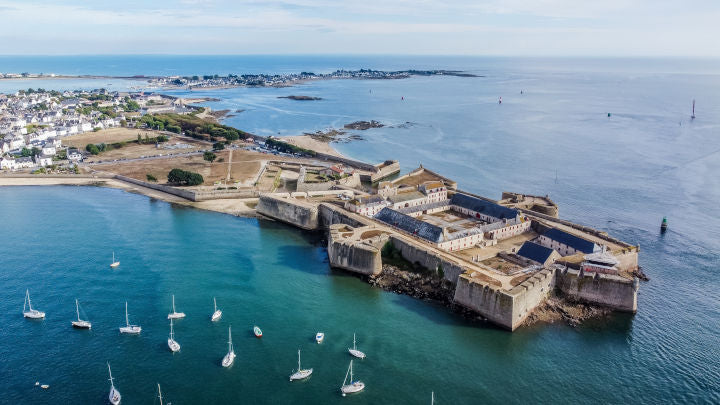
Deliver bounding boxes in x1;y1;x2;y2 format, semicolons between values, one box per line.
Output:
170;319;174;339
228;326;233;352
353;333;356;350
125;302;129;326
24;290;28;312
172;295;175;313
298;349;301;370
214;297;217;312
158;383;163;405
350;360;354;382
76;299;80;321
26;290;32;311
108;363;114;388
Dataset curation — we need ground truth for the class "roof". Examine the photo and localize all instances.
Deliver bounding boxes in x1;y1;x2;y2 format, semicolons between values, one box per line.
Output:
388;190;426;204
420;181;445;191
517;241;555;264
542;228;596;253
450;193;519;220
374;207;444;243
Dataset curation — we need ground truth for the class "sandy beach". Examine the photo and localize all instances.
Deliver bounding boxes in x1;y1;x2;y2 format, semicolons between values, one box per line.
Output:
284;135;346;158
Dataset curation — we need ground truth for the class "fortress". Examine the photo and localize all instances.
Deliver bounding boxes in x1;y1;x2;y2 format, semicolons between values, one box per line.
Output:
257;165;640;331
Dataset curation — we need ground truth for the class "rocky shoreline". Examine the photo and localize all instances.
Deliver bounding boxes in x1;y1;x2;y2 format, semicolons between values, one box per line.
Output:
367;264;614;328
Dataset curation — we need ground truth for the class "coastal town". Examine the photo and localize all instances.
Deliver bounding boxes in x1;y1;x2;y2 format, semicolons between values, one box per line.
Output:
0;83;641;332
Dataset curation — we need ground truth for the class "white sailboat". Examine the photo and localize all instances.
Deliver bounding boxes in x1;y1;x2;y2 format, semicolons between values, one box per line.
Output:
340;360;365;396
221;326;236;367
119;302;141;334
23;289;45;319
289;349;313;381
167;295;186;319
108;363;121;405
211;297;222;322
168;319;180;352
348;333;366;359
110;251;120;268
71;299;91;329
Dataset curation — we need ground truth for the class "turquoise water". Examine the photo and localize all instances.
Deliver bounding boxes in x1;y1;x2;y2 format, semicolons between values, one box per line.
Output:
1;56;720;403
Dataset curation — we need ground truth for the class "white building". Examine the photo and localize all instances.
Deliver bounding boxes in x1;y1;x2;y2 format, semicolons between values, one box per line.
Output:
0;156;17;170
35;154;53;167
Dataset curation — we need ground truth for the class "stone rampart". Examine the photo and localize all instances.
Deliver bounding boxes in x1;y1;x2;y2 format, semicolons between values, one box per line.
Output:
114;175;196;200
555;268;638;312
256;194;319;230
387;235;465;284
318;203;371;229
453;275;514;329
327;224;387;275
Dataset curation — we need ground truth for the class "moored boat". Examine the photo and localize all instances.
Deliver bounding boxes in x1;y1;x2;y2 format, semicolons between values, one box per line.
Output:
253;325;262;338
222;326;236;367
168;319;180;352
119;302;141;334
211;297;222;322
348;333;365;359
23;289;45;319
340;360;365;396
108;363;121;405
71;299;91;329
167;295;186;319
110;251;120;268
289;349;313;381
316;332;325;344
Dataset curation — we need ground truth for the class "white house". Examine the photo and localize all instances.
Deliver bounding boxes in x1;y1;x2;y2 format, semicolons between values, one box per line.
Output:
16;157;36;168
35;154;53;167
67;149;83;161
41;144;56;156
80;122;93;132
0;156;17;170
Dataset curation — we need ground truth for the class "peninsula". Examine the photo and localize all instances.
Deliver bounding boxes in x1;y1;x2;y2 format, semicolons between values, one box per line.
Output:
0;86;642;332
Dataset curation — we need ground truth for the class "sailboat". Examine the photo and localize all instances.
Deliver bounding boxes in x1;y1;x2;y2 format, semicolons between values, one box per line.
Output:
691;99;696;120
110;251;120;268
348;333;366;359
289;349;313;381
211;297;222;322
71;299;91;329
119;302;141;334
340;360;365;396
108;363;121;405
167;295;186;319
222;326;236;367
23;289;45;319
168;319;180;352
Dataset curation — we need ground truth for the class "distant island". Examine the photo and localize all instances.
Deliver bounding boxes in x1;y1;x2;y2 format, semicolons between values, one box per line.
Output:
278;95;323;101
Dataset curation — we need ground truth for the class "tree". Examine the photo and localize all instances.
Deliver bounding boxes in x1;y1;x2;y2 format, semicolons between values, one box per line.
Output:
167;168;204;186
86;144;100;155
203;151;217;162
137;134;143;144
213;142;225;150
146;173;157;182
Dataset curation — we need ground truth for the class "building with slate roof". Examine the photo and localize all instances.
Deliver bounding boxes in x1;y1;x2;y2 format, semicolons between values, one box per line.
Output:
450;193;520;222
537;227;600;256
516;241;560;267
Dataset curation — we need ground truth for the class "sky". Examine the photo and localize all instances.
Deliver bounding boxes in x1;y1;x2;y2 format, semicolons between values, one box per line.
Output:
0;0;718;56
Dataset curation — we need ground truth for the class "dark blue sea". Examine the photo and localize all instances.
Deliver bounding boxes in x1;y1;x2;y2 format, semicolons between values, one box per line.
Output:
0;55;719;404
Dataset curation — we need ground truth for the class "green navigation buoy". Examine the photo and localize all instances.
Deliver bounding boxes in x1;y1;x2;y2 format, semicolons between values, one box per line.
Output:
660;216;668;233
608;113;612;117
